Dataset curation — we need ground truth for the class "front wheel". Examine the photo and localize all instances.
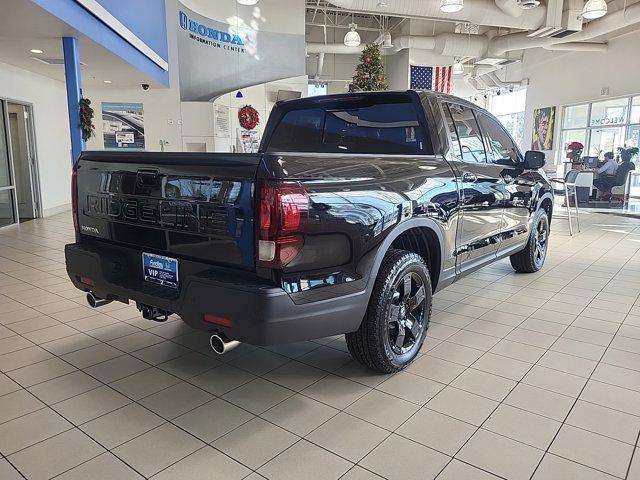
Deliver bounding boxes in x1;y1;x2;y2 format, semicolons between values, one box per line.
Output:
346;249;432;373
510;209;550;273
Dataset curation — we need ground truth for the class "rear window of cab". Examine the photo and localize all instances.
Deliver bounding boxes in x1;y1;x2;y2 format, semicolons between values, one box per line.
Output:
266;98;433;155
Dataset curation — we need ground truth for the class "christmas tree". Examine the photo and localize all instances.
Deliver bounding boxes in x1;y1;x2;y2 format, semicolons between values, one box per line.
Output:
351;44;388;92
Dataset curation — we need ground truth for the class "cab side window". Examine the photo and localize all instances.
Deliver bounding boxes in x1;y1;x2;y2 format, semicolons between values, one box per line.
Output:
446;103;487;163
442;103;462;158
476;112;520;165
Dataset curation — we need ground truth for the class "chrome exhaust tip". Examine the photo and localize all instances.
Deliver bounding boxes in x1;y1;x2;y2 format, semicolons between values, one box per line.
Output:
209;334;240;355
86;292;112;308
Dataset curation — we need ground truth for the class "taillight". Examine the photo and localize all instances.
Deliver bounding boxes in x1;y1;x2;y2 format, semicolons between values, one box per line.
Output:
257;180;309;268
71;168;79;233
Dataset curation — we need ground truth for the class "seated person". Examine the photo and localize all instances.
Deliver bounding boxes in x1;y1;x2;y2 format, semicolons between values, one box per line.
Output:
614;149;637;192
593;151;618;199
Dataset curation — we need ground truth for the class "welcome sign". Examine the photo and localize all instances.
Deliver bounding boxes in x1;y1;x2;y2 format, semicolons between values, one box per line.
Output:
177;2;305;101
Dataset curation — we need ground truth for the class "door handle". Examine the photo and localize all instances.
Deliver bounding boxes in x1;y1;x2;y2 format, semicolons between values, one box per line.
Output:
502;174;515;184
462;172;477;182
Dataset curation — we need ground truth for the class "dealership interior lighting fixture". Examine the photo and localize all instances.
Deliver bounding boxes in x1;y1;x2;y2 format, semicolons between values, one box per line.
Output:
440;0;464;13
237;0;259;5
103;80;112;84
29;49;44;54
452;59;464;74
344;23;361;47
517;0;541;9
581;0;607;19
381;31;394;48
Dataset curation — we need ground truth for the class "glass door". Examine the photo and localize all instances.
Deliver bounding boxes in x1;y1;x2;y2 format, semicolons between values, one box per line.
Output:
0;101;17;228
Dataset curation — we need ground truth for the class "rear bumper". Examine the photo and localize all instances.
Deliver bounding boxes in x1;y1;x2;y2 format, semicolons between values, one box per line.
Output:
65;242;366;345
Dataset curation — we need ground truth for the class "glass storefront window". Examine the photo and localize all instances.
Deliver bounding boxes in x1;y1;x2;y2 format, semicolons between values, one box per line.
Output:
630;96;640;124
629;172;640;197
560;129;587;157
497;112;525;149
560;95;640;166
489;89;527;149
627;125;640;148
563;104;589;129
589;127;625;157
589;98;628;127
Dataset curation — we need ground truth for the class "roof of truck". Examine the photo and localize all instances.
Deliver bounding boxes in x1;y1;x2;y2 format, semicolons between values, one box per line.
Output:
273;89;480;112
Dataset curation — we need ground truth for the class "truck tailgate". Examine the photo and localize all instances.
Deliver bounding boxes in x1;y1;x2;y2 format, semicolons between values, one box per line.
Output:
75;151;260;269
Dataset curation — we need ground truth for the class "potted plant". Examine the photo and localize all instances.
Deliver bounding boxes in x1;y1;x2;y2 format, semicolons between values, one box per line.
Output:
566;141;584;169
618;146;639;162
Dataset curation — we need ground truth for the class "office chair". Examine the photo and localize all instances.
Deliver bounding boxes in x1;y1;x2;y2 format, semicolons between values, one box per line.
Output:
610;162;636;201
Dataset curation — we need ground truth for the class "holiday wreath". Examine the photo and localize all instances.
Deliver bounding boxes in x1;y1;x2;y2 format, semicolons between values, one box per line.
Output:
239;105;259;130
79;98;95;141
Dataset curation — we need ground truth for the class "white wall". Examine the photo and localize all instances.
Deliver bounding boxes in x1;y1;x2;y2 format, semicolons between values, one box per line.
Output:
211;75;308;152
84;75;308;153
386;50;409;91
83;86;183;152
0;61;71;215
503;30;640;162
84;0;308;154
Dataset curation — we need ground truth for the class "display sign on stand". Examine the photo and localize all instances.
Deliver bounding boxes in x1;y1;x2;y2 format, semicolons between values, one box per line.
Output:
237;128;260;153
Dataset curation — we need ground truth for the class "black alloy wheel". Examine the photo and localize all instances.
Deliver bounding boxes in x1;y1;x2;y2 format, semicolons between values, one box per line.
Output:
533;214;549;270
346;249;432;373
510;208;550;273
387;272;427;355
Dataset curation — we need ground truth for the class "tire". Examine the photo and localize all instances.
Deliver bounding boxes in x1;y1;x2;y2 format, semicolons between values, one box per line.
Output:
510;208;550;273
346;249;432;373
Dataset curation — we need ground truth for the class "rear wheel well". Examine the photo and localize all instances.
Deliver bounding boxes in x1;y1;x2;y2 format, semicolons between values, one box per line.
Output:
390;227;441;292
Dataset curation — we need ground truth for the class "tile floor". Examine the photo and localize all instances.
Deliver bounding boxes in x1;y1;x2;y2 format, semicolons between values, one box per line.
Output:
0;209;640;480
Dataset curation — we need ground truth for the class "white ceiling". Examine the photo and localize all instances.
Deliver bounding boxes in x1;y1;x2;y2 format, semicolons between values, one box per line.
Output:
0;0;166;89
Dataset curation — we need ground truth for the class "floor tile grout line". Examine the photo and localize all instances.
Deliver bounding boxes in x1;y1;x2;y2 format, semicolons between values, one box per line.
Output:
1;312;339;478
625;428;640;480
2;339;264;478
441;225;639;479
1;213;640;476
526;250;640;480
0;451;28;480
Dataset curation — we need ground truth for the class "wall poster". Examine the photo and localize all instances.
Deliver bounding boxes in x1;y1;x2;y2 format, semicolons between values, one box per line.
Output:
102;102;145;150
531;106;556;151
214;104;230;138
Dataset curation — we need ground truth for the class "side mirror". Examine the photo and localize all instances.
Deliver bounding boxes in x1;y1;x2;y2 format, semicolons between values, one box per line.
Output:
524;150;545;170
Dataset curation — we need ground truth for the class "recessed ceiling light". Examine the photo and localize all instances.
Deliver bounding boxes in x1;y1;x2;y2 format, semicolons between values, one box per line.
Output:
103;80;112;84
29;49;44;54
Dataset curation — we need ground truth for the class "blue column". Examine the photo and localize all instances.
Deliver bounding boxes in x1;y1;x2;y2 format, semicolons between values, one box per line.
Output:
63;37;85;165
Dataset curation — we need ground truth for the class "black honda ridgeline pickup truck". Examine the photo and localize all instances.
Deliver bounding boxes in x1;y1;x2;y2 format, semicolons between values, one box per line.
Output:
66;91;553;373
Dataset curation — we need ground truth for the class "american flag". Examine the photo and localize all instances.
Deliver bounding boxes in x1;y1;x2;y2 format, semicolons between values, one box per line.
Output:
410;65;452;93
